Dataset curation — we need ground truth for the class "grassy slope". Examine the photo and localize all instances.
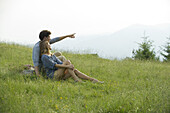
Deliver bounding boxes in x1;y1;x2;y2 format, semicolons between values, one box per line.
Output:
0;42;169;113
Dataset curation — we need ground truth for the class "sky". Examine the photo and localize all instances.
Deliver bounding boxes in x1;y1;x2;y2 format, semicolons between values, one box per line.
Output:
0;0;170;44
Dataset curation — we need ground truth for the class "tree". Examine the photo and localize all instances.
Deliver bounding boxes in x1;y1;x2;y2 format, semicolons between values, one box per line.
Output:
161;37;170;62
132;33;157;60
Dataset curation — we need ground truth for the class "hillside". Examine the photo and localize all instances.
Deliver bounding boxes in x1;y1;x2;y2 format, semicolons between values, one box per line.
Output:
0;42;169;113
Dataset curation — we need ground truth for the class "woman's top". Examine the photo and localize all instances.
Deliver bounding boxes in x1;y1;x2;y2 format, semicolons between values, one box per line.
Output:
32;37;60;69
41;54;63;78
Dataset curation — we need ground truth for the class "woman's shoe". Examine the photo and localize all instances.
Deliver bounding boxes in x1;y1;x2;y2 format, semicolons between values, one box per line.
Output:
92;79;104;83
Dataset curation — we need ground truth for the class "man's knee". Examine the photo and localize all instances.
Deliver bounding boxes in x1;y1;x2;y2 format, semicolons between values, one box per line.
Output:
74;69;78;72
63;60;71;65
58;56;66;62
54;51;62;57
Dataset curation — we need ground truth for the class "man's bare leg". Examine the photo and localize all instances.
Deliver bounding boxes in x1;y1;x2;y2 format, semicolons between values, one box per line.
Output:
54;52;67;62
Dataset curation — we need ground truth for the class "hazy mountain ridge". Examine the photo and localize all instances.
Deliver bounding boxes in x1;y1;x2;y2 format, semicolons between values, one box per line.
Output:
53;23;170;59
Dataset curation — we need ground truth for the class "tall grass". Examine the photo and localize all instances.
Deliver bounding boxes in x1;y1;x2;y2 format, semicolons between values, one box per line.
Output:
0;42;169;113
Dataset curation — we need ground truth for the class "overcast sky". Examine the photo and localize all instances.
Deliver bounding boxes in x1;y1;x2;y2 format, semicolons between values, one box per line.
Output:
0;0;170;44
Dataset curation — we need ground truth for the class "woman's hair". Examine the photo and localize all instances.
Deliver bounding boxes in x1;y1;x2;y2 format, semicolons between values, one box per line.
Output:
40;41;50;56
39;30;51;41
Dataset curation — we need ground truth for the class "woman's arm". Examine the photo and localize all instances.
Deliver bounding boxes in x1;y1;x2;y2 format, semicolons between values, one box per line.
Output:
55;64;74;70
41;55;74;70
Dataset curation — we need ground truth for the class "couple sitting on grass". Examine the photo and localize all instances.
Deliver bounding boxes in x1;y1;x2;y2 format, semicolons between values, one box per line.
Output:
32;30;103;83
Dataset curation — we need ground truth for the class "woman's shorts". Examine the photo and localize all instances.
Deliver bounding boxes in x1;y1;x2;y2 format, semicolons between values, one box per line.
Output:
53;69;68;80
53;70;62;80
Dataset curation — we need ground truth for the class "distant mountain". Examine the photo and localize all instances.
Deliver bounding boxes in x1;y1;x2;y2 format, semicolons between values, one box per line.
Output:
53;24;170;60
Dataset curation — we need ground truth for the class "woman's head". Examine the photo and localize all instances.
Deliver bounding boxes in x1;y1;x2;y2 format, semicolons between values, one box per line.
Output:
40;41;51;56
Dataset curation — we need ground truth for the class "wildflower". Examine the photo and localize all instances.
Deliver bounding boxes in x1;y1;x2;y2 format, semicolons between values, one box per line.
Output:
63;105;68;109
55;105;58;110
60;97;63;100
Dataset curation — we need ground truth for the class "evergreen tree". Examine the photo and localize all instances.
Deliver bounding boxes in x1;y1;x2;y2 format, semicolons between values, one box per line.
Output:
161;37;170;62
132;33;156;60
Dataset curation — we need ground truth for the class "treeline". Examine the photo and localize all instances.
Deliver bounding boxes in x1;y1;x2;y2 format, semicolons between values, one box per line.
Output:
132;33;170;62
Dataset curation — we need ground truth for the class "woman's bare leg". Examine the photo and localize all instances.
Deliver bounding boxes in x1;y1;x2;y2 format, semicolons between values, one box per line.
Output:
55;60;81;82
61;69;81;82
67;69;82;82
74;69;103;83
74;69;93;80
62;73;71;80
54;60;70;80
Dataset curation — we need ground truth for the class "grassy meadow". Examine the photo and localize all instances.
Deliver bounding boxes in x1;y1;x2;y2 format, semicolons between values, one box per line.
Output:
0;42;169;113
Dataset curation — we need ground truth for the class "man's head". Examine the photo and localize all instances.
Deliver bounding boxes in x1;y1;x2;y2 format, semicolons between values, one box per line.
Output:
39;30;51;41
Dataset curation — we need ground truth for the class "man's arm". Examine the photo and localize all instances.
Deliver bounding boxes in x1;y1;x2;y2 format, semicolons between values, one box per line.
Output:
58;33;76;41
34;66;40;77
50;33;76;44
32;42;41;77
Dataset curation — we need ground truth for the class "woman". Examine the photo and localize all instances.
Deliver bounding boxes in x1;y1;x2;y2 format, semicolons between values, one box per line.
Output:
40;40;103;83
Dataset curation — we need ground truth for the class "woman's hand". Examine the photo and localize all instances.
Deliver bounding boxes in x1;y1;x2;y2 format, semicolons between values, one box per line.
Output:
67;64;74;70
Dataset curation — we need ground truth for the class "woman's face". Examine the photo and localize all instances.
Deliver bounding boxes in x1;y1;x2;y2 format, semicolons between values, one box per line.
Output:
46;36;51;42
46;42;51;50
44;35;51;42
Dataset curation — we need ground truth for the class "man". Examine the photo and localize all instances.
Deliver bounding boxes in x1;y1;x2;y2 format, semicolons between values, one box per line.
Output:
32;30;75;76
